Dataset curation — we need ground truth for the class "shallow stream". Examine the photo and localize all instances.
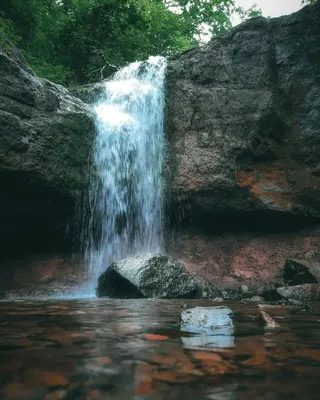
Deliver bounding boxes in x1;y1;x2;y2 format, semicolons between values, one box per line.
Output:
1;299;320;399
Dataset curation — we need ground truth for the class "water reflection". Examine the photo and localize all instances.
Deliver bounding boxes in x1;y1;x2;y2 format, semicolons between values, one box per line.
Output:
180;306;235;350
181;327;235;350
0;299;320;399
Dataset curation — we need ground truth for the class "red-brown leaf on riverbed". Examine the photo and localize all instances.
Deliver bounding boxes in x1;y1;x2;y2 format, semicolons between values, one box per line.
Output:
44;389;67;400
134;381;153;395
134;363;155;395
191;351;231;374
144;334;169;341
1;382;26;399
23;370;69;388
152;370;195;383
91;356;112;366
0;359;22;372
232;336;269;367
150;350;203;377
84;389;101;400
49;329;74;345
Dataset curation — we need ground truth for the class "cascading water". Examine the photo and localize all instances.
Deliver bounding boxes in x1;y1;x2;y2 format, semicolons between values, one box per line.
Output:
85;56;166;286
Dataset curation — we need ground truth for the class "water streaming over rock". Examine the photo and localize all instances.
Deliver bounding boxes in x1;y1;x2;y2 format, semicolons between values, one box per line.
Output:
85;56;166;285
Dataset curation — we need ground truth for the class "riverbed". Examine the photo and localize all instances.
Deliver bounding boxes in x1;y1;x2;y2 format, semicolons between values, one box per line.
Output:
1;299;320;399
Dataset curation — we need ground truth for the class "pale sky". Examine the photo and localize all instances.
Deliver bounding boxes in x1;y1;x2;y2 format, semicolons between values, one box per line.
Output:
234;0;303;25
237;0;303;17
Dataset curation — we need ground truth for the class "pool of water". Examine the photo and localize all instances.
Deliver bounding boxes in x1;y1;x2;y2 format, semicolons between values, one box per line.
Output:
1;299;320;399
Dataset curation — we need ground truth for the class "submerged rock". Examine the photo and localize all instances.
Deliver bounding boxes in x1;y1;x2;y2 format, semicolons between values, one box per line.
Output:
96;253;199;299
276;284;320;302
247;296;265;302
180;306;233;335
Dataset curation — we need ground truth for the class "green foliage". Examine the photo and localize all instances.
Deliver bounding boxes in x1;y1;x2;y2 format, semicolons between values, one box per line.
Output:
0;12;19;48
0;0;261;85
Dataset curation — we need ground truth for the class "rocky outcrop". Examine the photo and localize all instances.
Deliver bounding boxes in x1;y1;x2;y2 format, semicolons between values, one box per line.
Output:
165;3;320;288
0;43;94;256
1;3;320;295
169;227;320;289
276;284;320;302
0;255;84;298
283;258;320;285
96;253;216;299
165;2;320;221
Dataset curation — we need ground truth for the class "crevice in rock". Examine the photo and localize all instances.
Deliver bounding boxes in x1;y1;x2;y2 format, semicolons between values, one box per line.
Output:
167;207;319;236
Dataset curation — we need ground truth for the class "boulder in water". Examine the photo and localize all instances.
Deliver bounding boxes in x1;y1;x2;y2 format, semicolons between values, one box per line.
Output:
180;306;233;335
96;253;199;299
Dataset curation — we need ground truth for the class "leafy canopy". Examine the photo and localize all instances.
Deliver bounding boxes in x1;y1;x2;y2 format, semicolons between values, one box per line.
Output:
0;0;261;85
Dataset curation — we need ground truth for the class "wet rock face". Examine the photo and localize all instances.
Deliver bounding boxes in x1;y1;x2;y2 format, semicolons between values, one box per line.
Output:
0;44;94;255
0;255;84;298
97;253;200;299
276;284;320;302
165;2;320;221
168;226;320;289
283;258;320;286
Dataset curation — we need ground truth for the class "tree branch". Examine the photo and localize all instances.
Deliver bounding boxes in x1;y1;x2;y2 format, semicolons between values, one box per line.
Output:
85;48;119;81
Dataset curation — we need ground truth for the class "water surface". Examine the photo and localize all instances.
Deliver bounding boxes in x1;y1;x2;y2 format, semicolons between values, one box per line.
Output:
1;299;320;399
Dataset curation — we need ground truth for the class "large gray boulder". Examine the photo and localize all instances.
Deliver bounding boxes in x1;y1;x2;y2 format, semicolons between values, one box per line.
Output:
97;253;199;298
165;2;320;221
0;43;94;254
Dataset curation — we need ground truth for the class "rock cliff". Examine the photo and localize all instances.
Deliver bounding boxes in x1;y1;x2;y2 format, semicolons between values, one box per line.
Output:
165;2;320;288
0;42;94;257
1;2;320;294
165;2;320;222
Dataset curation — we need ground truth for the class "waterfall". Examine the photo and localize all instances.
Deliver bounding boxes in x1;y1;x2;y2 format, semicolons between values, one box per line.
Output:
85;56;166;284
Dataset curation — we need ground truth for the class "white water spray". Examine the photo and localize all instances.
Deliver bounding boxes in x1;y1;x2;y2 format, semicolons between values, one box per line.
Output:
85;56;166;285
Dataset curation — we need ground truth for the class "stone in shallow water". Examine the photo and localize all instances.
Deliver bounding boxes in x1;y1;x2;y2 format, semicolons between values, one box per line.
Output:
180;306;233;335
97;253;198;298
248;296;265;302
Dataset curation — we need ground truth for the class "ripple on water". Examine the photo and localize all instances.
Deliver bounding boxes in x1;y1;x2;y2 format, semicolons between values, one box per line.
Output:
0;299;320;399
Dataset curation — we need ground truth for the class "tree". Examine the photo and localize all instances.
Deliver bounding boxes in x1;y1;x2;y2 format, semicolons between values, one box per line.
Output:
0;0;261;85
165;0;260;41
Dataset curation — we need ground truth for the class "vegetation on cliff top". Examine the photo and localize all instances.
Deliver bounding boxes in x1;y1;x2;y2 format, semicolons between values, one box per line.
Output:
0;0;262;85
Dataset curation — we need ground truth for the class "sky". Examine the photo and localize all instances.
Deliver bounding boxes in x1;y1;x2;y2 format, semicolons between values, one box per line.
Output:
234;0;303;25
